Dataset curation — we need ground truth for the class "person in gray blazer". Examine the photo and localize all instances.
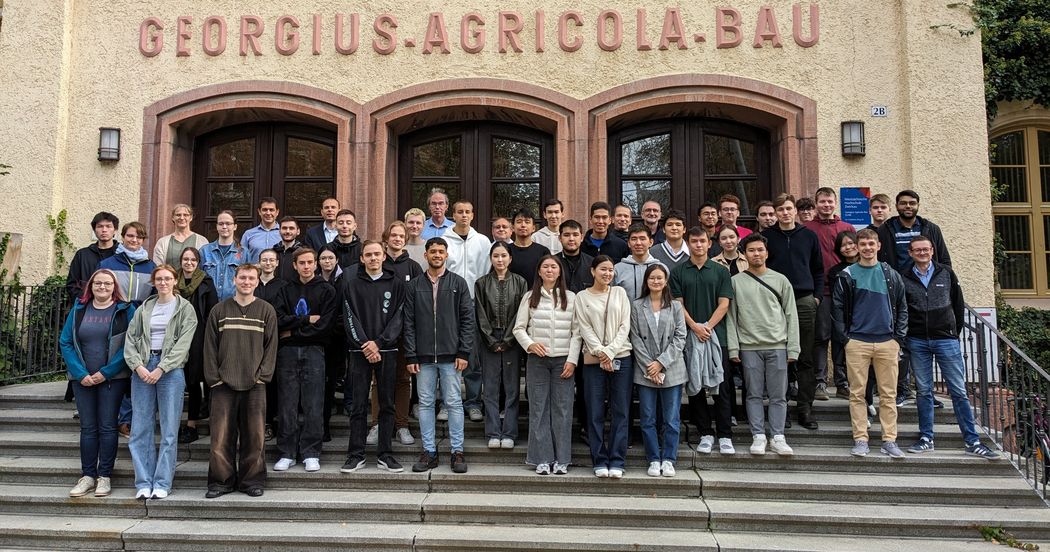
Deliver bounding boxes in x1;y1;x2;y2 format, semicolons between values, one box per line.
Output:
630;264;687;478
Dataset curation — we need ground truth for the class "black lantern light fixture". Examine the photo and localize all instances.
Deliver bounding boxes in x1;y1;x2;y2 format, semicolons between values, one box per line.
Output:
98;127;121;162
841;121;865;157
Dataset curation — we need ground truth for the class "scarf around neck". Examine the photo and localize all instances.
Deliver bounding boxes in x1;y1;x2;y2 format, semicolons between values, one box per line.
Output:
116;243;149;263
177;269;207;298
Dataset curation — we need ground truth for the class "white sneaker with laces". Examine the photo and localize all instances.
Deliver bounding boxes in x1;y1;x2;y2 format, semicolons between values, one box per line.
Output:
535;463;551;475
770;435;794;456
660;461;676;477
696;435;714;454
274;457;296;471
750;435;768;455
150;488;168;499
500;438;514;449
719;438;736;455
608;467;624;479
304;458;321;472
647;461;662;477
487;438;501;449
594;467;610;478
396;427;415;445
135;488;151;499
366;425;379;445
552;463;568;475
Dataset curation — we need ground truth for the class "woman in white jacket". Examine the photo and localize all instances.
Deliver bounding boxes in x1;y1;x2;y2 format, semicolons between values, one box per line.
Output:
513;255;581;475
574;255;633;478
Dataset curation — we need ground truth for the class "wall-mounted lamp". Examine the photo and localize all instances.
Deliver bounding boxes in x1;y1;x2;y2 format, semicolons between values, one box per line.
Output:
98;128;121;162
841;121;865;157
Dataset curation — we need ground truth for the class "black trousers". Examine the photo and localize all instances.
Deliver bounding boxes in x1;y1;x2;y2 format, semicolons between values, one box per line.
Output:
687;345;734;440
347;351;396;458
208;384;267;492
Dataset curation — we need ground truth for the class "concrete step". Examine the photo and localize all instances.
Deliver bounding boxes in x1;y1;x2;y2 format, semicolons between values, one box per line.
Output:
712;532;1010;551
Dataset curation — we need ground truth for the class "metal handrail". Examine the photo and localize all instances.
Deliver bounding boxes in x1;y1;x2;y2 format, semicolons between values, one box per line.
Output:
0;284;67;385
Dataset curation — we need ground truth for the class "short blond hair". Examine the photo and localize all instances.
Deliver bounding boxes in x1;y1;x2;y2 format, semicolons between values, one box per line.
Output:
404;207;426;221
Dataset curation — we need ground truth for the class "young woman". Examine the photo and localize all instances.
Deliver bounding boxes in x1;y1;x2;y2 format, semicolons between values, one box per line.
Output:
174;247;218;444
475;242;528;449
629;264;687;477
317;245;343;283
317;243;346;442
152;204;208;267
60;269;135;498
124;265;197;499
513;255;581;474
711;225;748;275
574;255;633;478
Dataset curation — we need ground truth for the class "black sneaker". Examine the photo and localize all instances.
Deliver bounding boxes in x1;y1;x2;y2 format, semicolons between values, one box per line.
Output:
907;438;935;454
451;451;468;473
412;451;438;472
378;455;404;473
965;442;1001;460
340;454;366;473
177;426;199;444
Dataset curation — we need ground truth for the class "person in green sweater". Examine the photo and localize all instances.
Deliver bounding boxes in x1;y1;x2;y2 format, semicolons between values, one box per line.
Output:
726;234;799;457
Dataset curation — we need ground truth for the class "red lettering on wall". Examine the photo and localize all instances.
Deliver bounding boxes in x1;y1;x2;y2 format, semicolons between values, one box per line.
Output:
535;10;546;53
461;13;485;54
176;16;192;57
792;3;819;47
373;14;398;55
139;17;164;57
422;13;451;54
498;11;524;53
275;15;301;55
558;11;583;52
202;16;227;56
716;7;742;48
597;10;622;52
240;16;264;56
636;9;652;51
335;13;360;55
658;8;687;50
312;14;322;55
753;6;783;47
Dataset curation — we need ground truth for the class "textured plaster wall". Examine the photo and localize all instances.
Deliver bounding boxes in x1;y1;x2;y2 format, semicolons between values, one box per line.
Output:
0;0;994;305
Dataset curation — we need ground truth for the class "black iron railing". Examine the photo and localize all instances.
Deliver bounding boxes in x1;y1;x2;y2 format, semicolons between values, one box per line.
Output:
0;284;67;385
962;306;1049;503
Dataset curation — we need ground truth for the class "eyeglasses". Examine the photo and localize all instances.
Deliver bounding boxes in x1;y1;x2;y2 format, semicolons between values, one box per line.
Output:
910;248;932;254
92;282;115;288
216;222;235;227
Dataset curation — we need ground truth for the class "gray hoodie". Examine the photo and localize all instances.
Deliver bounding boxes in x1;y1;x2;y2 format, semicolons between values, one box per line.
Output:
614;254;666;301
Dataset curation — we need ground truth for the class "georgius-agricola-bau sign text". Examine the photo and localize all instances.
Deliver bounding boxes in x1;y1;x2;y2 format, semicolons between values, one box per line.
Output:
138;4;820;57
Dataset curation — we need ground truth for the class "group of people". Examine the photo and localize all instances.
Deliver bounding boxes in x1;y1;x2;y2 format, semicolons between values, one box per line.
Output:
58;186;999;500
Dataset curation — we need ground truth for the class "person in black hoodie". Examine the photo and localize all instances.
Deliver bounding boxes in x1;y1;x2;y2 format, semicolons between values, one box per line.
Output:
555;220;595;293
252;248;287;441
66;212;120;302
272;217;305;282
330;209;363;269
272;248;336;473
338;241;407;473
760;194;824;430
174;247;219;444
582;202;629;262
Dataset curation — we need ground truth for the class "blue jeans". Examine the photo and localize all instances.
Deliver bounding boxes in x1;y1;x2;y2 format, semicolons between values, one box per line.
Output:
417;362;465;453
638;384;681;463
129;354;185;493
73;378;129;478
908;337;981;445
582;357;633;470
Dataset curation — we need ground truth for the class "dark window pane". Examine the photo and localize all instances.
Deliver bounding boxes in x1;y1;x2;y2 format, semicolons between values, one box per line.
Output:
492;138;540;178
410;182;462;213
1042;167;1050;203
621;180;671;214
995;215;1030;250
1038;130;1050;165
992;167;1028;203
621;134;671;176
286;138;333;177
705;179;758;215
999;253;1033;290
208;139;255;177
990;131;1024;165
284;181;334;218
413;138;461;177
705;135;755;175
493;182;540;220
208;181;253;217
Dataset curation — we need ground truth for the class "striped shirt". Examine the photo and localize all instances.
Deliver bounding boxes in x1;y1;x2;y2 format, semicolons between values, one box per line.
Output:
203;298;278;391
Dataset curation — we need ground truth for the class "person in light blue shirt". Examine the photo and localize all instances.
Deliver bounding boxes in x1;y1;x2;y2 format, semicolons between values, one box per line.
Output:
241;197;282;259
420;190;453;240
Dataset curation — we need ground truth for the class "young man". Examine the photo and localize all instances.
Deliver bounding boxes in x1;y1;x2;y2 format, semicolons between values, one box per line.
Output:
760;194;824;429
66;211;119;301
795;197;816;223
384;221;423;284
508;208;551;288
718;194;752;239
253;248;287;442
329;209;362;269
491;217;514;244
304;197;341;251
532;199;564;254
755;201;777;231
831;229;908;459
273;248;336;473
203;264;278;499
867;193;892;231
99;222;156;306
554;220;594;293
614;225;665;301
272;217;305;282
670;227;735;455
696;202;723;257
726;234;798;456
421;191;453;240
582;201;629;261
241;197;282;257
405;238;473;474
340;241;407;473
640;200;666;244
612;203;634;241
404;208;428;266
902;236;999;459
877;189;952;272
200;211;250;300
443;200;492;296
650;209;689;269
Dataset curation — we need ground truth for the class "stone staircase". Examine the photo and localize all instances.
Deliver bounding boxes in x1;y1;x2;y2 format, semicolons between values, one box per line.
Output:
0;381;1047;551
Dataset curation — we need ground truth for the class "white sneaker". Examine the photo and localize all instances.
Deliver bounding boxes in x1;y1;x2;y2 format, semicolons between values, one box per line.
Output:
535;463;551;475
594;467;610;478
750;435;768;456
274;457;296;471
397;427;415;445
608;468;624;479
488;438;501;449
366;425;379;446
719;438;736;455
660;461;676;477
500;438;514;449
135;488;151;499
69;476;95;497
770;435;794;456
552;463;568;475
304;458;321;472
647;461;662;477
150;488;168;499
696;435;715;454
437;408;448;421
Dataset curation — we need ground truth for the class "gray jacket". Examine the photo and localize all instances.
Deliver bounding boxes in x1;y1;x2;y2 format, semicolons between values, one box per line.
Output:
630;297;687;388
614;255;666;301
685;330;724;396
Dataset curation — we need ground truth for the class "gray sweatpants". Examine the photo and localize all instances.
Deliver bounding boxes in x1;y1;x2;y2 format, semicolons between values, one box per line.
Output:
525;355;574;466
741;349;789;436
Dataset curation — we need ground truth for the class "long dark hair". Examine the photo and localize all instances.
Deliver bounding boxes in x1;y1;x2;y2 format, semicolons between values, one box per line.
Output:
177;246;202;279
638;264;671;310
488;241;513;274
834;230;859;262
528;255;569;310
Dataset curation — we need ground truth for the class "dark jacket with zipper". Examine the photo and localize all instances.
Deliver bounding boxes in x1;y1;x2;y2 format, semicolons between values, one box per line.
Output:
275;275;337;347
59;301;135;381
403;269;475;365
272;240;305;282
761;224;824;298
877;215;952;270
902;261;965;340
474;271;528;351
555;251;595;293
831;261;908;346
340;265;406;352
384;251;423;284
65;243;117;301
